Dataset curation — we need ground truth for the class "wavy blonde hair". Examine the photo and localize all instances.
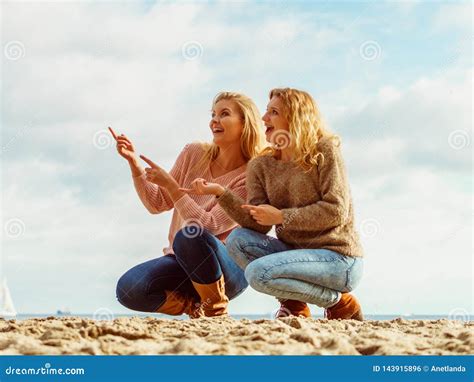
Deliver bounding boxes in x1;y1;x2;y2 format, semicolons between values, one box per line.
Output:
194;92;266;172
262;87;339;171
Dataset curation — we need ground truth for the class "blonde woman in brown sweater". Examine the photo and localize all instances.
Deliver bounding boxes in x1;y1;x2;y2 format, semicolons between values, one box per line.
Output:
181;88;364;320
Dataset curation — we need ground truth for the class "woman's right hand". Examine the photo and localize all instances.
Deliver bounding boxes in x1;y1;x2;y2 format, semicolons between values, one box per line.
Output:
109;127;137;162
179;178;225;196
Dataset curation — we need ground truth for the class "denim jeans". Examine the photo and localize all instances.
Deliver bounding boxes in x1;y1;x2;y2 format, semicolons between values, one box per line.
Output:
116;227;248;312
226;228;363;308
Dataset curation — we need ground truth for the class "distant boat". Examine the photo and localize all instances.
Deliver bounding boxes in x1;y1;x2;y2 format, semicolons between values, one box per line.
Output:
0;279;17;318
56;307;71;315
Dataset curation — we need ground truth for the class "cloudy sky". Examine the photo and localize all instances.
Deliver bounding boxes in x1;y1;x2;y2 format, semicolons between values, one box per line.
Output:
1;0;472;318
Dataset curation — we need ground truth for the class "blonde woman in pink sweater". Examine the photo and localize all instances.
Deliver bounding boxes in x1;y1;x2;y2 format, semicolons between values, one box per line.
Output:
111;92;265;318
183;88;364;320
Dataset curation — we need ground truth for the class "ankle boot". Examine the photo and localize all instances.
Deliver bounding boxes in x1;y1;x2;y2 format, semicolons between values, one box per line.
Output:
191;275;229;317
276;299;311;318
156;290;203;318
325;293;363;321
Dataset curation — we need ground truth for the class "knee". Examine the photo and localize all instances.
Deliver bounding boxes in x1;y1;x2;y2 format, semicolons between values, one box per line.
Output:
172;226;209;259
226;228;252;269
244;261;266;293
115;271;148;310
345;258;364;292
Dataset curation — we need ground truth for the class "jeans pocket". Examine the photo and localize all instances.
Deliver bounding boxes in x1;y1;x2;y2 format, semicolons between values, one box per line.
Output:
344;257;363;292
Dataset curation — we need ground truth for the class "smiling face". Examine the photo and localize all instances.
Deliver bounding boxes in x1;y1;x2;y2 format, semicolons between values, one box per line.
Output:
209;99;244;146
262;96;290;142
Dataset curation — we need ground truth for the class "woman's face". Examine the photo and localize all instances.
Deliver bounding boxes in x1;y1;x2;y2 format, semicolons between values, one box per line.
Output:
209;99;244;146
262;96;289;142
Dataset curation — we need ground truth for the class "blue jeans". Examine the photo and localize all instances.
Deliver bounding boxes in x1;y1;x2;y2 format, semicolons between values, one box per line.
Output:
116;228;248;312
226;228;363;308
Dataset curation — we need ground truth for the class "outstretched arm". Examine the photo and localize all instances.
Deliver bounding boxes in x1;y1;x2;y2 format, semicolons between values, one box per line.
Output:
132;145;191;214
174;177;249;235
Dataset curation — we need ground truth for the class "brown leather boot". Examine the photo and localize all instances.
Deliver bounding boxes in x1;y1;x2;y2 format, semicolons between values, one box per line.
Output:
325;293;364;321
156;290;203;318
276;299;311;318
192;275;229;317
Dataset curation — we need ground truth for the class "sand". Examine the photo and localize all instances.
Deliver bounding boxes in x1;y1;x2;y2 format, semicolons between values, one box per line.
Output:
0;316;472;355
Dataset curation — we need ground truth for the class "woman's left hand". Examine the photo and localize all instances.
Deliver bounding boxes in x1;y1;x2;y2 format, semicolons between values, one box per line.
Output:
179;178;225;196
241;204;284;226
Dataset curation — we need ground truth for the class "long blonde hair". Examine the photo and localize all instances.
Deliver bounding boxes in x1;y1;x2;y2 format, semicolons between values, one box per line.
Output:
262;87;339;171
195;92;266;171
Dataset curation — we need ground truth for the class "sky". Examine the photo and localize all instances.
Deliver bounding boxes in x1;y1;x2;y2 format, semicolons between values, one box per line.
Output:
0;0;472;318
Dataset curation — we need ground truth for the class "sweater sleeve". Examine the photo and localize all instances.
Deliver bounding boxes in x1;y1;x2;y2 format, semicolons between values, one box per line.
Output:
217;158;272;234
280;139;350;232
132;144;190;214
173;176;247;235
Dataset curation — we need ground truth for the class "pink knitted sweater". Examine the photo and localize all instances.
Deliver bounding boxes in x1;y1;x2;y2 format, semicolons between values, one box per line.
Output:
132;143;247;255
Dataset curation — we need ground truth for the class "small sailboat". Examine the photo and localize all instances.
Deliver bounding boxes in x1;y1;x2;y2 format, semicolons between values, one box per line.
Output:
0;279;17;318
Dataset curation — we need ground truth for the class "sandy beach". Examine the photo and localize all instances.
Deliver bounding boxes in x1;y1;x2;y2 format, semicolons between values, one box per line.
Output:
0;316;472;355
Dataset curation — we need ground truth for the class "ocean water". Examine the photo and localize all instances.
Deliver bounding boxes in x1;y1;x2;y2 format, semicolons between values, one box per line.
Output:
9;313;458;321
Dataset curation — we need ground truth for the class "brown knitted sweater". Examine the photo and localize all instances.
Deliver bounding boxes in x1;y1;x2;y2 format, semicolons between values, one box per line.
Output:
217;136;363;258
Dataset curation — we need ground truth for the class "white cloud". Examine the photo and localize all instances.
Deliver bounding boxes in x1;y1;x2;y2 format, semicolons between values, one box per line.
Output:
353;166;471;315
378;86;402;104
333;67;472;175
433;2;472;31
